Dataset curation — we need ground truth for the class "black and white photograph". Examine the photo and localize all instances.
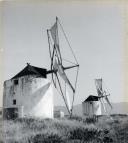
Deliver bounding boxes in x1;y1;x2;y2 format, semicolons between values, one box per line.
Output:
0;1;128;142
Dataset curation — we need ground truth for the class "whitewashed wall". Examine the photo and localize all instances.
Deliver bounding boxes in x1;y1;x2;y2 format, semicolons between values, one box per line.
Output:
82;101;101;116
3;75;53;118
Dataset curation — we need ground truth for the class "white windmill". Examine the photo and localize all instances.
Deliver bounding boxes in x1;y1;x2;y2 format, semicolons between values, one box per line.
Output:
2;17;79;120
47;17;79;117
82;78;112;116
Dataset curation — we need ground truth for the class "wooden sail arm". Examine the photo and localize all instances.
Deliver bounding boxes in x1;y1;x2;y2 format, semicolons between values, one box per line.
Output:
46;64;79;74
98;94;110;98
63;64;79;70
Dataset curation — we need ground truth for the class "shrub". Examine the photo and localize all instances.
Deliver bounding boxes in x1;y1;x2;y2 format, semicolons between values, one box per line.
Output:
69;127;100;141
31;133;63;143
86;117;97;124
103;136;113;143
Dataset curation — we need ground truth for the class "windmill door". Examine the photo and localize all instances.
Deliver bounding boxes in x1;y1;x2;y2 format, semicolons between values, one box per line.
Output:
3;107;18;120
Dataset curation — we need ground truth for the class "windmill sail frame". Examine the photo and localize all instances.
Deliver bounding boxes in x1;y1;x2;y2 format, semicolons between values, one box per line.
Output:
95;78;112;114
47;17;79;116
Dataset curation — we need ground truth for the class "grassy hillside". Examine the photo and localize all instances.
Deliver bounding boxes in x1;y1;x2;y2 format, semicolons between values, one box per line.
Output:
0;114;128;143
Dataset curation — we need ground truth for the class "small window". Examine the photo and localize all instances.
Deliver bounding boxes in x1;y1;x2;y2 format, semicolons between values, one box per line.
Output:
14;80;18;85
90;102;93;105
13;99;16;105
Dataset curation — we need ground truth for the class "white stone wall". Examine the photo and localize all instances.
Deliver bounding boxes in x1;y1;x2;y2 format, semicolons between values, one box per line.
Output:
54;110;64;118
3;75;54;118
82;101;101;116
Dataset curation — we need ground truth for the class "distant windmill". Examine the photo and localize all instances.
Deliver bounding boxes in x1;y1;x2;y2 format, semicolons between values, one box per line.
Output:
47;17;79;117
95;78;112;114
82;78;112;116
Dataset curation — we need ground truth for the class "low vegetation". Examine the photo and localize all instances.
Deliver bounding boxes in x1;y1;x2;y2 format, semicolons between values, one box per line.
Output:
0;114;128;143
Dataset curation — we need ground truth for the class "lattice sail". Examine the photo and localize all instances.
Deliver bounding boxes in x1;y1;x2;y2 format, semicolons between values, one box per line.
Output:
50;20;62;64
95;79;103;97
65;84;71;111
53;57;75;93
47;17;79;116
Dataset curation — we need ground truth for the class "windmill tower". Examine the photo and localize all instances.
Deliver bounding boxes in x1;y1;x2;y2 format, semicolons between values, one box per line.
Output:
82;78;112;116
82;95;102;116
3;64;54;120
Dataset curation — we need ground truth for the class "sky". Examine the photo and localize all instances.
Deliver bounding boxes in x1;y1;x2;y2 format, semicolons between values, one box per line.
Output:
1;1;125;106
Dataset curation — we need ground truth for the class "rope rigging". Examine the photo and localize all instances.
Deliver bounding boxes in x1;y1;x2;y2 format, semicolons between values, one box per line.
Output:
57;18;79;65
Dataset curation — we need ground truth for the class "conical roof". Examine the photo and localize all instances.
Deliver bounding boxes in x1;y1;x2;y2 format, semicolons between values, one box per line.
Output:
12;63;47;79
83;95;99;102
